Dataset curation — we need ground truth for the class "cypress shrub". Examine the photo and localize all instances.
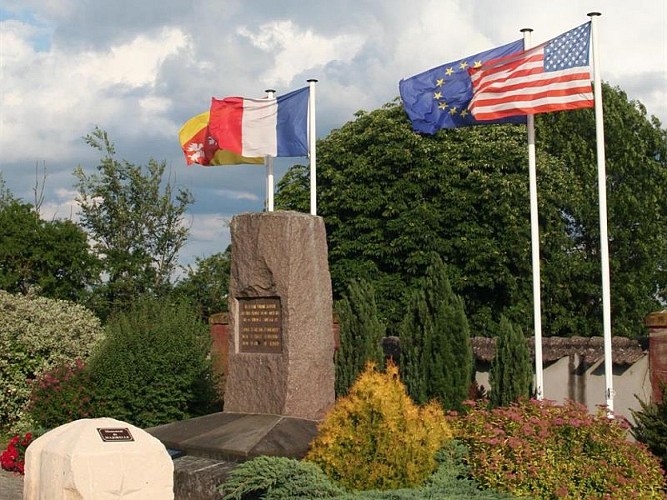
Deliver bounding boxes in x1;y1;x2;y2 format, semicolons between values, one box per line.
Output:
399;254;472;410
335;279;386;397
489;316;532;408
398;287;430;404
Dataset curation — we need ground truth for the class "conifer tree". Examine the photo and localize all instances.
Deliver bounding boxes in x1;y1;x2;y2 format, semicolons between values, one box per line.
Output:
398;288;430;404
334;279;385;397
400;254;472;410
489;316;533;407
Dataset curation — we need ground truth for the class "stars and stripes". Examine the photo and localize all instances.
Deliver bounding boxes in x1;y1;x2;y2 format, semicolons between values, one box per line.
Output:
469;22;594;120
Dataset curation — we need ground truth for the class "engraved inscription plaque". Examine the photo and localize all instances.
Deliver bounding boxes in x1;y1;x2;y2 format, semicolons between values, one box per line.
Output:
238;297;282;353
97;428;134;442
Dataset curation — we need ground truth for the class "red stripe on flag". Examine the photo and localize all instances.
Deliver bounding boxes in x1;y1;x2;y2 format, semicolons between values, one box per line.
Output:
476;52;544;79
472;85;595;107
209;97;244;155
476;72;593;96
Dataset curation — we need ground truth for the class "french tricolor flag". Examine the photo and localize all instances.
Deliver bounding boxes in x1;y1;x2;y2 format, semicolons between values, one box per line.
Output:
208;86;309;158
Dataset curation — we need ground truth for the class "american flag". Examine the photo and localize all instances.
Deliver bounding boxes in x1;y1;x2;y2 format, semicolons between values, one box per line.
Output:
468;22;594;120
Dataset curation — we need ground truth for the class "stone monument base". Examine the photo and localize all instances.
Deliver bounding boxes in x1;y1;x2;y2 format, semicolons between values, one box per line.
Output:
147;411;319;462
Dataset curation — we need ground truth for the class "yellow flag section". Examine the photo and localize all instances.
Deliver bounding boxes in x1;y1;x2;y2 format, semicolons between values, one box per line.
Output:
178;112;263;166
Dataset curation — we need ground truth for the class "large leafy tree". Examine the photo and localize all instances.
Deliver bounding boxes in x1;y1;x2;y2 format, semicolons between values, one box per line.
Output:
276;102;571;336
536;85;667;336
276;85;666;338
173;247;232;320
75;127;194;315
0;199;100;301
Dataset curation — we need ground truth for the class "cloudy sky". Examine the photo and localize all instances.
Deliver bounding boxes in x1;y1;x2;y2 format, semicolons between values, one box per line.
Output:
1;0;665;271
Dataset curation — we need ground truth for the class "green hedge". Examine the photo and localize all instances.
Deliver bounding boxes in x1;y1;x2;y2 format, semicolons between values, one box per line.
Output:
85;298;221;428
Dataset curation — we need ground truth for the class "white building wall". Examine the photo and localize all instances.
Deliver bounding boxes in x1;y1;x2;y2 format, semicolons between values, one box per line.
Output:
475;354;651;425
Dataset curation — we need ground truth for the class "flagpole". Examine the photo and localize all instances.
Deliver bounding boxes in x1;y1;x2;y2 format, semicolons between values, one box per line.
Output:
520;28;544;400
264;89;276;212
307;79;318;215
588;12;614;414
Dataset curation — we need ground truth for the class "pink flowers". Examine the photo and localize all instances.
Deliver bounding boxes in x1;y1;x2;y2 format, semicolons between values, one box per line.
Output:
1;432;33;475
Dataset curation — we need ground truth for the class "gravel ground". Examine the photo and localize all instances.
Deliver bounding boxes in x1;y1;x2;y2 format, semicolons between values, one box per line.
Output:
0;469;23;500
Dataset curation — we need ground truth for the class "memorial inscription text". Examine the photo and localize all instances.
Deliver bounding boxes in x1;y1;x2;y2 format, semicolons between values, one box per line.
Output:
238;297;282;353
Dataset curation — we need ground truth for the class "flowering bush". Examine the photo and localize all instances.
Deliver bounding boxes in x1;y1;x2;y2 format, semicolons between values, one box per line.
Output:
28;359;97;430
452;398;666;498
0;290;104;432
0;432;33;475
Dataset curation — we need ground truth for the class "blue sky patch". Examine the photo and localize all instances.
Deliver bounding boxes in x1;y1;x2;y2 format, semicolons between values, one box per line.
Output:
1;7;54;52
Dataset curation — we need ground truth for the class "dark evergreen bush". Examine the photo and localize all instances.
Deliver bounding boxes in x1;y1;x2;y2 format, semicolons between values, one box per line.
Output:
219;456;344;499
489;316;532;407
399;254;472;410
86;298;220;427
334;279;386;397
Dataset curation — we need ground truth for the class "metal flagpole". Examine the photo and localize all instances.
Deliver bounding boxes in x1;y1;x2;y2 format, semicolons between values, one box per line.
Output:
264;89;276;212
520;27;544;400
588;11;614;414
307;79;318;216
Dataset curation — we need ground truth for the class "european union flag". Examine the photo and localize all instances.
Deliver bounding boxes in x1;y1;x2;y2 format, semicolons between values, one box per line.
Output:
399;40;527;134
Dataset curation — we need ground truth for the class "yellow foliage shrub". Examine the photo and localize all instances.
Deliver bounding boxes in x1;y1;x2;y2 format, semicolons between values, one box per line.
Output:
306;362;452;491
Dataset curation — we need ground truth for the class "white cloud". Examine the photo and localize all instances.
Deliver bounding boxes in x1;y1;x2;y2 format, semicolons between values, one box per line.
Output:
1;0;665;268
237;20;365;86
0;25;189;163
213;189;260;202
187;213;230;242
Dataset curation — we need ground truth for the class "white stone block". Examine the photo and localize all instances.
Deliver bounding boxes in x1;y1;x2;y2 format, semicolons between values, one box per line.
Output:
24;418;173;500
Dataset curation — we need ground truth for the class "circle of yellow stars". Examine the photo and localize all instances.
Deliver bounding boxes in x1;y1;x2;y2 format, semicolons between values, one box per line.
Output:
432;59;484;119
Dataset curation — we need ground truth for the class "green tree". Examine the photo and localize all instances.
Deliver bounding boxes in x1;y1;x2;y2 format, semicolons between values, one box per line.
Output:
277;102;566;337
334;279;386;397
74;127;194;315
0;199;100;301
0;172;14;206
276;87;666;339
398;287;429;404
536;84;667;337
400;254;472;410
489;316;532;408
173;247;232;320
